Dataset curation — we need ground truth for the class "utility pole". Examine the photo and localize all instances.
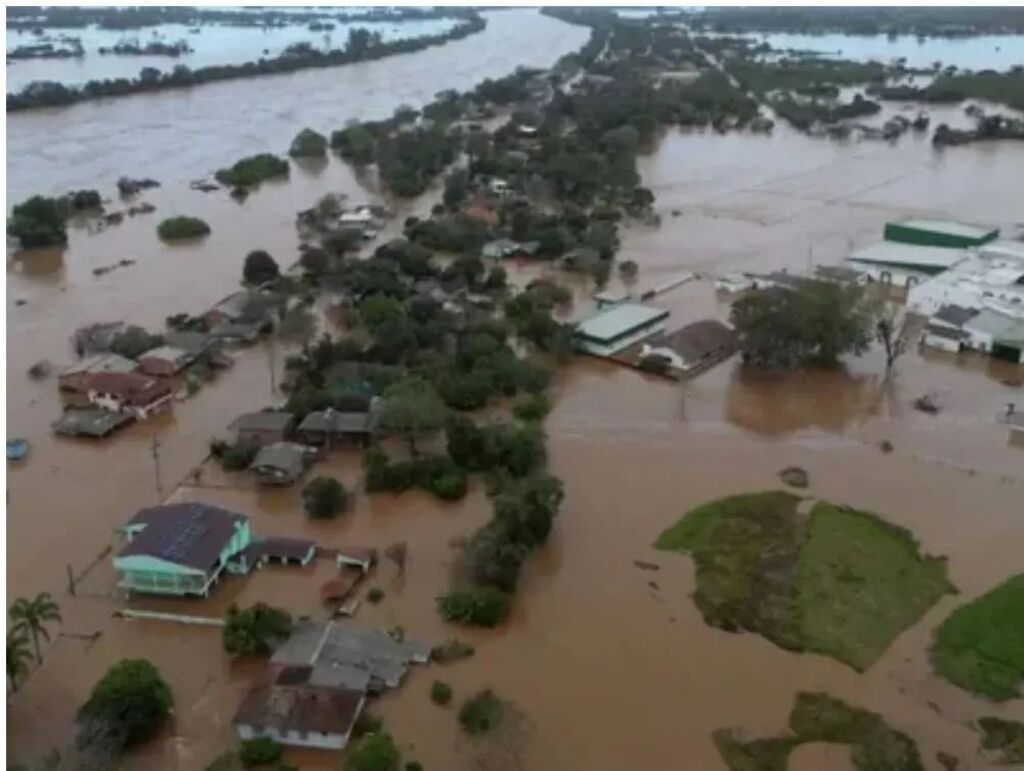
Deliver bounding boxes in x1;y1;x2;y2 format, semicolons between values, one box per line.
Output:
267;337;277;398
150;437;163;503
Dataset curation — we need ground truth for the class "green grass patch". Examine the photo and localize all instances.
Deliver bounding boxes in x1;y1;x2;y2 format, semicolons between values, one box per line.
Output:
932;573;1024;701
978;716;1024;764
715;691;924;771
797;502;955;671
656;492;955;671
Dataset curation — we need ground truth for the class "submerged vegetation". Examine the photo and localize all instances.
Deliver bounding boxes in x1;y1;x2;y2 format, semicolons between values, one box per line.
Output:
156;215;211;241
977;716;1024;764
7;17;488;111
656;492;954;670
714;691;924;771
931;573;1024;701
214;153;289;188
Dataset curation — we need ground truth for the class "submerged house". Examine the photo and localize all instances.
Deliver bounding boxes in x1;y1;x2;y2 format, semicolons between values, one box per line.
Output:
297;407;375;447
58;353;138;394
574;303;670;357
639;320;738;372
250;442;310;486
113;503;252;596
81;371;173;420
920;304;978;353
137;345;195;377
235;620;430;751
230;411;295;447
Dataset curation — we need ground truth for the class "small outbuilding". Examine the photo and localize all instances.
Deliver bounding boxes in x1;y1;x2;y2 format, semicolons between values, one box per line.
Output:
250;442;310;486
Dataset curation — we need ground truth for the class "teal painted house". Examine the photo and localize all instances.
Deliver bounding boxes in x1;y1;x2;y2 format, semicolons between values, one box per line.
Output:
113;503;252;597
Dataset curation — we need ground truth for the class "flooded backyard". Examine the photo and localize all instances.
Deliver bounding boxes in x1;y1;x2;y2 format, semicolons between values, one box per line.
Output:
6;8;1024;771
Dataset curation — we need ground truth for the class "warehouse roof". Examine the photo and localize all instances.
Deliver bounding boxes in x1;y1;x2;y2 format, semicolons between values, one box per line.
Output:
575;303;669;343
897;219;998;241
848;242;968;271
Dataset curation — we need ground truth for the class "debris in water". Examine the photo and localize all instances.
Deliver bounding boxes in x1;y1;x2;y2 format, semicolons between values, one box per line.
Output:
779;465;809;488
117;176;160;196
935;751;959;771
189;180;219;193
913;394;940;414
7;438;29;461
15;299;27;306
879;439;894;454
633;560;660;571
432;639;475;664
27;360;52;380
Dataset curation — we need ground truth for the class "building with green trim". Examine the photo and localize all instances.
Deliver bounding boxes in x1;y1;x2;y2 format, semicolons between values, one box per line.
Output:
113;503;253;597
884;219;999;249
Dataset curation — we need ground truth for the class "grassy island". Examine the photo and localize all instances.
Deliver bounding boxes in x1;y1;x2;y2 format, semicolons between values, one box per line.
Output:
656;492;955;670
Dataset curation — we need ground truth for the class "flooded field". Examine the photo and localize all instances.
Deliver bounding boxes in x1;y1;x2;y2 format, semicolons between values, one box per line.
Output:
6;9;1024;771
5;17;456;92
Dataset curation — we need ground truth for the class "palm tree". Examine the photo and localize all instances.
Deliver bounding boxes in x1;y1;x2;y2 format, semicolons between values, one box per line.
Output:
9;592;61;662
7;629;33;693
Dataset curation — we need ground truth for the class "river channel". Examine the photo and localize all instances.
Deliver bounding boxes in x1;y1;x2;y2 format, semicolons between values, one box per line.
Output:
6;9;1024;770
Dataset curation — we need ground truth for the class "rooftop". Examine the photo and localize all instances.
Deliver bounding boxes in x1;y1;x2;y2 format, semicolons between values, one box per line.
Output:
60;353;137;378
933;304;979;327
575;303;669;343
298;409;372;435
964;308;1018;337
234;679;364;737
653;320;738;362
52;408;133;438
896;219;998;240
848;242;969;271
251;442;307;476
82;371;171;404
138;345;193;364
230;411;294;433
118;503;248;571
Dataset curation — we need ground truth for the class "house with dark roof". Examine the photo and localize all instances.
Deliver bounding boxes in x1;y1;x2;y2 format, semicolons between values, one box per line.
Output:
921;304;980;353
58;353;138;394
82;371;173;420
639;320;738;373
230;411;295;447
112;503;252;596
297;406;376;447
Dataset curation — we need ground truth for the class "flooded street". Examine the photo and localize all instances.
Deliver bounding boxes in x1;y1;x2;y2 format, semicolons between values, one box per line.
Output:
7;9;1024;770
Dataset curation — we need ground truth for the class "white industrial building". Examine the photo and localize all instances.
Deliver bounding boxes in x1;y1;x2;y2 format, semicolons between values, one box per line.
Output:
574;303;670;357
845;242;968;287
907;241;1024;316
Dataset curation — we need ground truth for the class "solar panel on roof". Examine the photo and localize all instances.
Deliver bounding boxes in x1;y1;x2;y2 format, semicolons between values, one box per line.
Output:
160;507;211;562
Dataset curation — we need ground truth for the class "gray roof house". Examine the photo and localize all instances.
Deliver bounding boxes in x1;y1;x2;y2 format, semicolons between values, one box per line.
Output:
229;411;295;447
298;407;376;446
932;304;980;329
250;442;310;486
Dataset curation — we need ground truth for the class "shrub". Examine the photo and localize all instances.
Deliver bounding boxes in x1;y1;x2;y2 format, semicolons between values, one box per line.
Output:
289;127;328;158
352;711;383;739
430;680;453;705
346;732;400;771
239;737;283;767
76;659;172;755
68;189;102;211
436;587;510;627
243;250;280;285
7;195;68;248
367;587;385;604
458;690;503;735
157;216;211;240
223;603;292;655
215;153;289;187
512;394;551;422
431;639;475;664
211;440;258;471
427;469;469;501
302;476;348;519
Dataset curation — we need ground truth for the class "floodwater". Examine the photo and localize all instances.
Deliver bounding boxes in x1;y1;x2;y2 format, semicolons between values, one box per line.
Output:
5;18;456;92
7;10;1024;770
706;30;1024;70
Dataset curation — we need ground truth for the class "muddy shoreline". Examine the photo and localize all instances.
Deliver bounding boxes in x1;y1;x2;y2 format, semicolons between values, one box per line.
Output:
7;9;1024;771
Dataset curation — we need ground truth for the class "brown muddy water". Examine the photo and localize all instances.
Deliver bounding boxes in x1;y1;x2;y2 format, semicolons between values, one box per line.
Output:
7;10;1024;770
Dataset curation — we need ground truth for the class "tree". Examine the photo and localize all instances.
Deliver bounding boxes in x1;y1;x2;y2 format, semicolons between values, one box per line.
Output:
436;587;510;627
430;680;453;705
157;216;210;241
243;250;280;285
9;592;61;662
7;195;68;248
442;168;469;209
618;259;639;284
875;308;911;377
76;659;172;754
289;127;327;158
730;281;873;369
347;732;400;771
238;737;283;767
459;690;503;735
7;629;33;693
223;603;292;655
376;377;448;454
302;476;348;519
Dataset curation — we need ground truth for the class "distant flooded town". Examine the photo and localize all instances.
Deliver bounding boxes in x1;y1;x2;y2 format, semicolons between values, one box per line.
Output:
5;5;1024;771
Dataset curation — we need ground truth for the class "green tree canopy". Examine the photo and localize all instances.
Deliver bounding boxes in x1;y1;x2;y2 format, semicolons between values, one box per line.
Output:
302;476;349;519
289;127;328;158
7;195;68;248
730;281;873;369
76;659;173;755
346;732;400;771
242;250;280;285
223;603;292;655
376;376;448;454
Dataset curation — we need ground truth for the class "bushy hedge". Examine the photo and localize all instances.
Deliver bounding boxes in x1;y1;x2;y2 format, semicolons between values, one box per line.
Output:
157;216;211;241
